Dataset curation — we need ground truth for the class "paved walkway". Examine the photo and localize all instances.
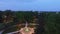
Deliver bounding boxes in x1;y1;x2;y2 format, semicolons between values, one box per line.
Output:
0;30;4;34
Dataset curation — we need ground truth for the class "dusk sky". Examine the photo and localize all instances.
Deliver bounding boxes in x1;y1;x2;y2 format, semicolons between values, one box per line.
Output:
0;0;60;11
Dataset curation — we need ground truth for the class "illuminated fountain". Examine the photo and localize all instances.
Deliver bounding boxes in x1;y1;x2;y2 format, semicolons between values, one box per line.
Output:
20;22;34;34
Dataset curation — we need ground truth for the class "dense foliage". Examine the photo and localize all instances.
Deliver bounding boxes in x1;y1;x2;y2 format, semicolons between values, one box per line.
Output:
0;10;60;34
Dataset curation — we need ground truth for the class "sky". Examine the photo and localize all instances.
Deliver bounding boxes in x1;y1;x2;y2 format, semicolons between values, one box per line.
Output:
0;0;60;11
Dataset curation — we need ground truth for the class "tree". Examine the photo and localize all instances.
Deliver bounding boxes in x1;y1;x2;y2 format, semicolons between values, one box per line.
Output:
0;11;3;23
